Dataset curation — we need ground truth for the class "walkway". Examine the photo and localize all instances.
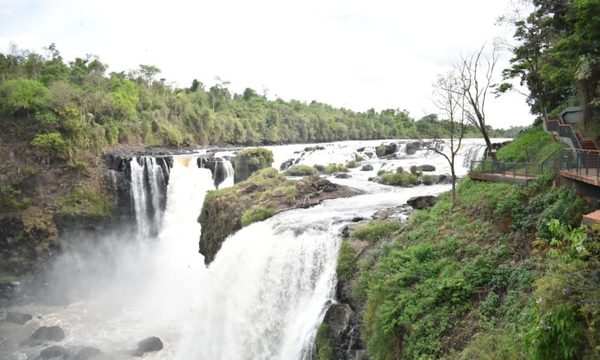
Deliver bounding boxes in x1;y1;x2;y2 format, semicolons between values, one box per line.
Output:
468;172;534;185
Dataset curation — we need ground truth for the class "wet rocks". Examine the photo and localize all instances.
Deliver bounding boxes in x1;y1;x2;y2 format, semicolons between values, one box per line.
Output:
417;164;436;172
28;325;65;343
360;164;374;171
405;141;422;155
372;204;414;222
39;345;69;359
334;173;351;179
133;336;163;357
407;195;438;209
376;143;398;157
279;158;295;171
72;347;102;360
5;311;33;325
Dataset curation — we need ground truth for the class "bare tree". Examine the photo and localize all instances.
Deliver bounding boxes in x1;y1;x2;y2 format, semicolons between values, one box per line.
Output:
419;71;468;209
457;45;499;161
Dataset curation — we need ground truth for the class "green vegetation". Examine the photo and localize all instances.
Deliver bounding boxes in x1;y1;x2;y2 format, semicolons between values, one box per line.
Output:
30;132;67;158
501;0;600;133
354;174;598;360
315;323;335;360
0;185;31;212
353;220;401;244
379;172;418;186
496;126;564;164
324;163;348;174
283;164;318;176
336;240;357;282
233;147;274;183
422;174;434;185
346;159;357;168
241;205;276;226
56;187;114;217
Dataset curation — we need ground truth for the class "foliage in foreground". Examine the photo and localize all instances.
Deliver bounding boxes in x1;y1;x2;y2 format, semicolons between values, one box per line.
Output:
359;178;597;360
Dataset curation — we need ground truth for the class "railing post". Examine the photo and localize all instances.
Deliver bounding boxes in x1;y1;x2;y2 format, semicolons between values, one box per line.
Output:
525;163;528;179
586;151;589;176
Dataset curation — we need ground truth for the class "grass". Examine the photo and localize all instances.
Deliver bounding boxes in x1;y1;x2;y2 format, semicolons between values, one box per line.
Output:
241;205;276;226
284;164;318;176
353;220;401;244
56;187;114;217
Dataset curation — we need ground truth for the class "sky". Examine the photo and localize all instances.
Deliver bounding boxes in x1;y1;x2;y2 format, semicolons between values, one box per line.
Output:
0;0;534;129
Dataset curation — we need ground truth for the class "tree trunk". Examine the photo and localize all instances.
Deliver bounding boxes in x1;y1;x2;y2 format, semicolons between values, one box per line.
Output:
451;166;457;209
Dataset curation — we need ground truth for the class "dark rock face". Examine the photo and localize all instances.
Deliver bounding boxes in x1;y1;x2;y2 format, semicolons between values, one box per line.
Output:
407;195;438;209
5;311;32;325
405;141;422;155
134;336;163;356
280;158;295;171
40;345;69;359
376;143;398;157
417;164;436;172
335;173;351;179
73;347;102;360
30;325;65;342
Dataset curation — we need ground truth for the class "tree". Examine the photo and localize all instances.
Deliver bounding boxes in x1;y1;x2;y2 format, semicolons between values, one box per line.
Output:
457;45;498;161
0;78;49;116
419;71;468;208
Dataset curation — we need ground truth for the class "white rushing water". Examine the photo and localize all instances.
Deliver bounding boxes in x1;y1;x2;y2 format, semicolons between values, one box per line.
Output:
0;138;501;360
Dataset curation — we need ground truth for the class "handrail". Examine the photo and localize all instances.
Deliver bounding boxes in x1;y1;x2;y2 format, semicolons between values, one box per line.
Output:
469;160;537;178
560;148;600;179
547;118;583;149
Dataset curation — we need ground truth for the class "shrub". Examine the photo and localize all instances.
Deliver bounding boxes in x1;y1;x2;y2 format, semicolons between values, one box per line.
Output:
324;163;348;174
422;174;434;185
234;147;274;183
30;132;67;158
396;166;404;173
346;159;357;168
241;205;276;226
0;185;31;212
377;169;386;176
356;155;365;162
0;78;49;115
284;164;317;176
379;172;418;186
313;164;326;173
337;240;357;282
315;323;334;360
410;165;418;175
57;187;113;217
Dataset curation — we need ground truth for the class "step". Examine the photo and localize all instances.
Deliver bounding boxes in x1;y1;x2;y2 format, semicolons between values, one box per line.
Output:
583;210;600;227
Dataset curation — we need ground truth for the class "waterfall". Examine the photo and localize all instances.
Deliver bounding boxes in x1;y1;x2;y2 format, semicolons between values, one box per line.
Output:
129;156;170;239
216;158;235;189
176;209;341;360
461;144;488;168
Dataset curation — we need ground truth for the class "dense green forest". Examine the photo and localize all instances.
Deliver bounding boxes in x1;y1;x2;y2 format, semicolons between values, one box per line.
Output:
0;44;515;159
501;0;600;135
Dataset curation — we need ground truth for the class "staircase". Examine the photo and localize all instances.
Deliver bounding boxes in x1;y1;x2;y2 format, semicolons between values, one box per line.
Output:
576;133;599;151
547;117;598;151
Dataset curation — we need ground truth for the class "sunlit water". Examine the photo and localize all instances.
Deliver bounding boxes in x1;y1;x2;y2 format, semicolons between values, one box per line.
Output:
0;138;502;359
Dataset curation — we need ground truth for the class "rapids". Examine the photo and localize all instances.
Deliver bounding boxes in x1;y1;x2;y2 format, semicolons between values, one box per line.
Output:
0;138;505;359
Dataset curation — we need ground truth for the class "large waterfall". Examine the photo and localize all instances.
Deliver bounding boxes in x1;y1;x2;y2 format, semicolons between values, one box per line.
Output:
0;138;499;360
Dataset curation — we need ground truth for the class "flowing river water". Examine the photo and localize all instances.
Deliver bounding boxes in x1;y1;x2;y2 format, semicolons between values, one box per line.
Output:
0;138;504;359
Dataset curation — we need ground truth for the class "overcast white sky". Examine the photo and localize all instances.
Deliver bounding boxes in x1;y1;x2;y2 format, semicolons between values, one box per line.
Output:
0;0;534;128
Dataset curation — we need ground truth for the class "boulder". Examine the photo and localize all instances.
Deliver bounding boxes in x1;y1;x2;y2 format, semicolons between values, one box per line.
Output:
30;326;65;342
5;311;33;325
407;195;438;210
360;164;374;171
323;304;353;340
376;143;398;157
405;141;422;155
279;158;295;171
39;345;69;359
417;164;436;172
73;347;102;360
133;336;163;357
334;173;351;179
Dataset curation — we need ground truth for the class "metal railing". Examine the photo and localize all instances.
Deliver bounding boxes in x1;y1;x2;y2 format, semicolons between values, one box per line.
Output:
560;149;600;178
547;118;582;149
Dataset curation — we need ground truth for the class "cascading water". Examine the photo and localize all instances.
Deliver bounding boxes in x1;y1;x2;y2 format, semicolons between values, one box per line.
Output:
129;156;170;239
0;138;505;360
